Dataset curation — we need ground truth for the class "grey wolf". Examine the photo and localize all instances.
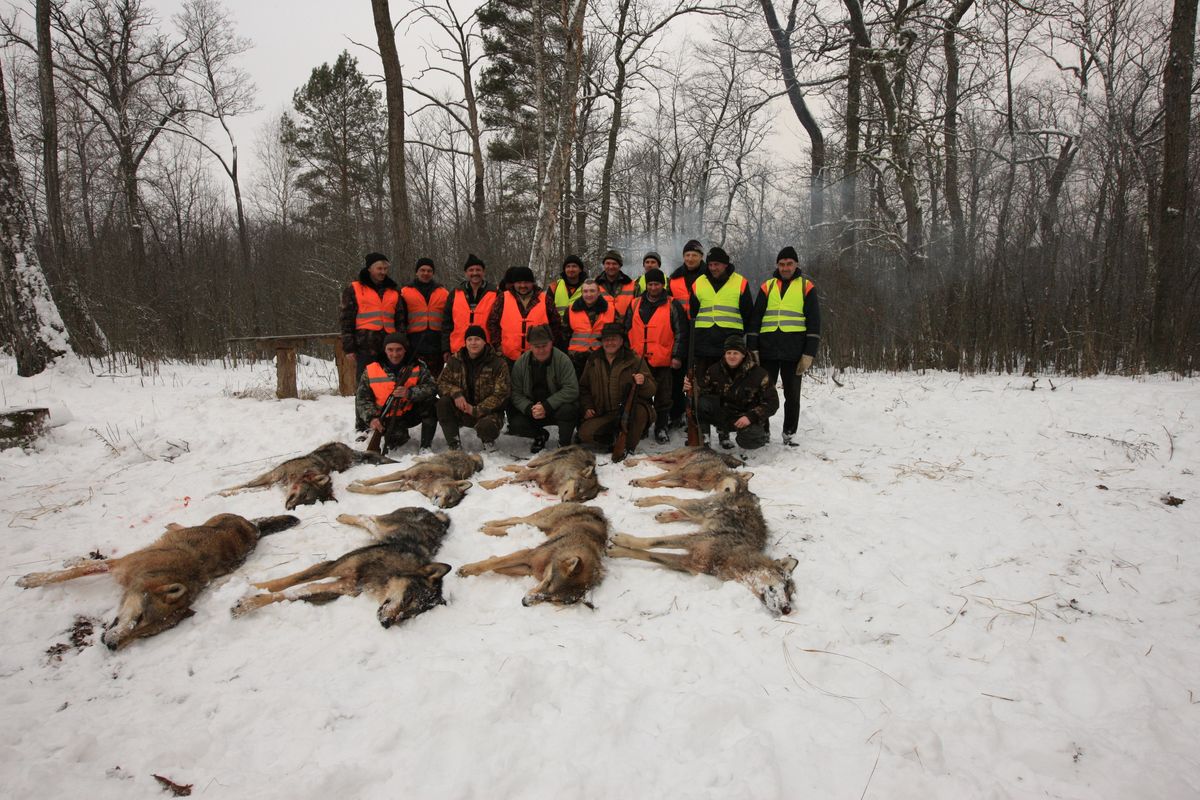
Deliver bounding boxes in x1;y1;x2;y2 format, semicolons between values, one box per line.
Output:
478;444;603;501
232;508;451;628
218;442;394;509
627;445;752;493
458;503;608;606
346;451;483;507
18;514;299;649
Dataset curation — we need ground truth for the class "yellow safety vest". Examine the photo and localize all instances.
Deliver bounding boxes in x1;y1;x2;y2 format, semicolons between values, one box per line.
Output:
693;272;748;330
758;277;811;333
551;280;584;316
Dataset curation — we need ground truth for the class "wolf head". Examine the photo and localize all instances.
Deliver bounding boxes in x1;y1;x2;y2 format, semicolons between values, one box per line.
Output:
101;578;198;650
560;465;602;502
431;479;473;508
522;550;602;607
376;563;451;627
285;471;334;509
715;471;754;494
741;555;798;616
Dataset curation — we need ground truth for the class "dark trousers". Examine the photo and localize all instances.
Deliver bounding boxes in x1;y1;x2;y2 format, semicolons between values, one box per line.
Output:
436;396;502;445
649;365;673;431
382;401;437;450
353;349;382;431
698;395;769;449
670;364;686;421
507;401;579;447
762;359;801;436
578;404;651;450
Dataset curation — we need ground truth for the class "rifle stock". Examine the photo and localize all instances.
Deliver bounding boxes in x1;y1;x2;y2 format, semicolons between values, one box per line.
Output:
685;318;701;447
364;360;418;454
612;377;640;461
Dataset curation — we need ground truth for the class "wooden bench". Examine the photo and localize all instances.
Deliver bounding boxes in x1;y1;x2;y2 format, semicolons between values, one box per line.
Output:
226;333;356;399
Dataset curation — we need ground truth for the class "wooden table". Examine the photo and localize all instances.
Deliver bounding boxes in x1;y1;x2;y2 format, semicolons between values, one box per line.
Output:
226;333;356;399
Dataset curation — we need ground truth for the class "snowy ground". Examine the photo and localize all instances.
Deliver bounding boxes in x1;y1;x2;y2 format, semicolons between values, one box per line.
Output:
1;355;1197;799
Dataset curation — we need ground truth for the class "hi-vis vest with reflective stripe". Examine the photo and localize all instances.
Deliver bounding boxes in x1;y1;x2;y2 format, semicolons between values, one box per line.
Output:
499;290;550;360
449;288;497;352
670;272;700;318
758;277;812;334
365;361;422;416
352;281;400;332
550;279;584;316
628;297;674;368
401;285;449;333
693;272;748;330
599;279;635;317
567;304;616;352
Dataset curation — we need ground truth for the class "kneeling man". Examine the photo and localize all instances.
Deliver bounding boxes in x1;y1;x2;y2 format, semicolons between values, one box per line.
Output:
686;334;777;450
508;325;580;453
436;325;510;451
578;323;655;461
357;332;438;453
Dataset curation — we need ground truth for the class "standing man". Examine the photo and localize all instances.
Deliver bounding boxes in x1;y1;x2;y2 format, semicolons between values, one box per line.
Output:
634;251;663;295
753;246;821;446
666;239;705;428
356;332;438;453
487;266;564;363
595;249;636;320
402;257;450;377
578;323;656;461
689;246;755;378
436;326;510;452
441;253;497;361
565;279;616;373
508;325;580;453
626;268;686;443
341;252;404;434
685;335;778;451
548;255;587;320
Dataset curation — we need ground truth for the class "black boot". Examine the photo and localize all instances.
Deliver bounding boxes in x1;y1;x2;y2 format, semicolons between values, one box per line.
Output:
531;430;549;454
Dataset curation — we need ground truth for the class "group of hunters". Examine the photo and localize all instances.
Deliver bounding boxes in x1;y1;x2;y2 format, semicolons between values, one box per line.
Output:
339;239;821;459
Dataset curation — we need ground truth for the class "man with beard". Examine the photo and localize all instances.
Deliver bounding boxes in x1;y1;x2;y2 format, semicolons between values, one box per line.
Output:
401;257;450;377
578;324;656;461
441;253;497;362
625;269;686;443
487;266;565;362
436;326;510;452
685;335;777;451
356;332;438;454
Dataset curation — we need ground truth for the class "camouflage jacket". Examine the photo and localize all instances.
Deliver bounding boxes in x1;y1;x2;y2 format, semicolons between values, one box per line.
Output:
355;357;437;425
437;344;511;417
699;359;778;425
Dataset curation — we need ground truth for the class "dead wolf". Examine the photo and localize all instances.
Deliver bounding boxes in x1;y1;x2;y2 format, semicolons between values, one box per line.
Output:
346;451;483;508
477;445;604;501
17;514;300;650
218;442;395;509
459;503;608;606
232;508;452;628
627;445;752;494
625;445;744;470
611;489;797;616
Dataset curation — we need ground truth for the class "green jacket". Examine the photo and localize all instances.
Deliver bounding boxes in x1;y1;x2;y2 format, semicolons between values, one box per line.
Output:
510;346;579;413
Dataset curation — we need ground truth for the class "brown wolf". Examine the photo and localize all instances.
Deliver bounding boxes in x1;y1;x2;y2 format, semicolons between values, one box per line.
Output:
218;442;395;509
17;514;300;650
627;446;753;493
232;508;452;628
345;451;483;508
611;490;797;616
458;503;608;606
477;445;604;501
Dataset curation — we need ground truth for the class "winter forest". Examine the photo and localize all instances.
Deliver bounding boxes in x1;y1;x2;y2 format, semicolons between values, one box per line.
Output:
0;0;1197;375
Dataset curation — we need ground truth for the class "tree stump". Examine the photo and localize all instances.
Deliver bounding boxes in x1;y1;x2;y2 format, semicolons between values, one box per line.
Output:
0;407;50;449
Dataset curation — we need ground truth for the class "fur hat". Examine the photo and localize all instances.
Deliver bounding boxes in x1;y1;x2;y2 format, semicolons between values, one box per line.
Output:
384;332;409;348
776;246;799;262
506;266;536;284
706;246;730;265
642;268;666;286
601;249;623;266
723;334;749;356
463;325;487;341
527;325;553;345
682;239;703;255
600;323;626;341
416;257;435;270
642;251;662;265
463;253;485;270
365;252;390;269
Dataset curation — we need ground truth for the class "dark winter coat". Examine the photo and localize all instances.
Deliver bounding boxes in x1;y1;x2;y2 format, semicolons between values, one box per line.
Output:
687;266;757;359
437;343;511;417
340;268;405;357
699;358;778;425
579;347;656;416
751;270;822;361
624;290;688;364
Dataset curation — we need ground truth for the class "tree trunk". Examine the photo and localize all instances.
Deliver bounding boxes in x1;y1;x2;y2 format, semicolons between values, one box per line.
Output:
372;0;412;267
840;39;861;258
942;0;974;268
596;0;630;252
0;59;70;376
36;0;66;265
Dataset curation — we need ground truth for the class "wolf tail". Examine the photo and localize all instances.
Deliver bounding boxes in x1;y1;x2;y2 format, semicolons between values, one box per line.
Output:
252;515;301;536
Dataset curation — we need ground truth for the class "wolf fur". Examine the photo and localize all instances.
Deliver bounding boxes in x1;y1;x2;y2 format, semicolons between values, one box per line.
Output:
624;445;744;470
459;503;608;606
477;445;604;501
627;446;753;493
218;442;395;509
345;451;483;508
232;508;452;628
611;489;797;616
18;514;300;649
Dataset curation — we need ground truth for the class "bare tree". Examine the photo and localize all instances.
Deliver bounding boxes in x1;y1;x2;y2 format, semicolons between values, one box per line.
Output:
371;0;412;266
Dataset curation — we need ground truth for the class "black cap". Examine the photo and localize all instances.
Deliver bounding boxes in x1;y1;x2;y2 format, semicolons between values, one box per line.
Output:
776;246;798;262
463;253;485;270
463;325;487;341
683;239;703;255
643;268;666;285
600;323;626;341
416;257;435;270
365;252;390;269
723;334;749;356
507;266;536;284
706;246;730;265
527;325;553;345
384;332;409;348
563;254;584;270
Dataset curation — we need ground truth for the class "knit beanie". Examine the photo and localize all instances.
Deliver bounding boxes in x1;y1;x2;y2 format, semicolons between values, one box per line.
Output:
463;325;487;341
723;335;749;356
602;249;623;266
682;239;703;255
562;254;585;271
384;332;409;348
706;246;731;265
643;268;666;285
776;246;799;262
643;251;662;265
416;257;435;270
365;252;390;269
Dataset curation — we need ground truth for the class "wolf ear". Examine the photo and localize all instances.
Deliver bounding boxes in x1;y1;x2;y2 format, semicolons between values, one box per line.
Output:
455;480;472;490
157;583;188;600
777;555;798;574
564;556;582;575
422;563;452;580
741;472;754;482
582;465;595;477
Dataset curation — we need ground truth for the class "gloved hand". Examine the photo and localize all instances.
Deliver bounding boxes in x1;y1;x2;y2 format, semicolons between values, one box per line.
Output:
796;355;814;375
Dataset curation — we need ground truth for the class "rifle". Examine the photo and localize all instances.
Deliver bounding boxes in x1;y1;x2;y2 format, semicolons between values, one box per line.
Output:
365;361;418;454
612;375;640;462
365;395;395;454
684;318;701;447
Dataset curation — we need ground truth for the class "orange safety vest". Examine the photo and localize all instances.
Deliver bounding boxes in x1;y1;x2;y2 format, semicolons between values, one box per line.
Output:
449;287;498;351
401;285;449;333
628;297;675;368
599;279;635;317
365;361;422;417
670;274;698;319
353;281;400;332
567;303;616;353
499;290;550;360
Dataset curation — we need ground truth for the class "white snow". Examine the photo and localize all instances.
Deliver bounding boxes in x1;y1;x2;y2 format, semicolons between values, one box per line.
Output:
1;356;1198;798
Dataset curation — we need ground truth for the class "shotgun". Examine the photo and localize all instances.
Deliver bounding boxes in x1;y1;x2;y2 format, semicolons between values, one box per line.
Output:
365;361;418;454
612;376;640;462
685;317;701;447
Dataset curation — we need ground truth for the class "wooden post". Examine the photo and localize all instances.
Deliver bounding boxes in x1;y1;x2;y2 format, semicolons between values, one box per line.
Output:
334;338;356;396
275;343;298;399
1;407;50;449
